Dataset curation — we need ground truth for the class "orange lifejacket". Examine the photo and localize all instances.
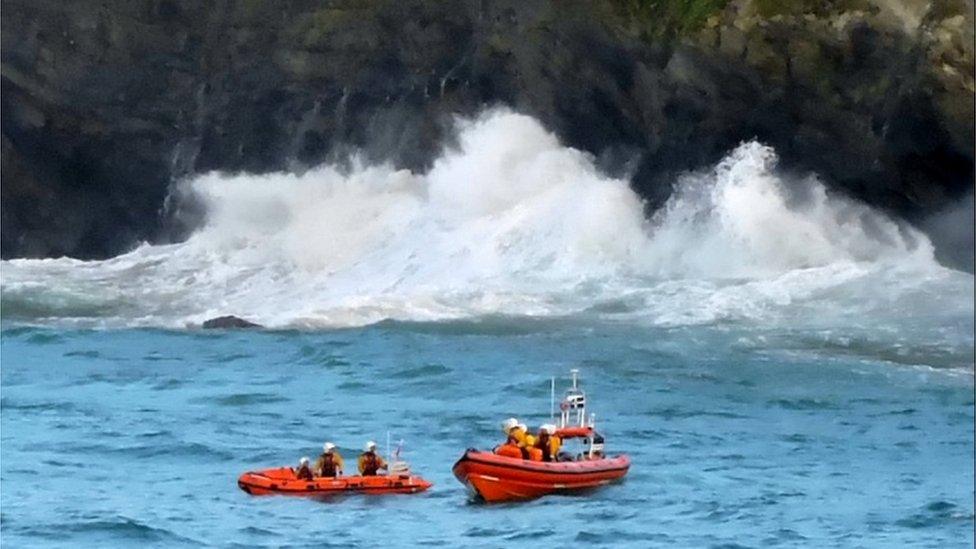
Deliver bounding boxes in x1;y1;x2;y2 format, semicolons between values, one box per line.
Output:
495;444;523;459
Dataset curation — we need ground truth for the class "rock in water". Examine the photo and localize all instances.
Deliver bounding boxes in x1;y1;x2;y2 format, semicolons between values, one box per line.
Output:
202;316;262;329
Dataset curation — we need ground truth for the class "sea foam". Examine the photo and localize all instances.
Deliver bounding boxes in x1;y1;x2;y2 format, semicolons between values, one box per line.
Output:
1;109;969;329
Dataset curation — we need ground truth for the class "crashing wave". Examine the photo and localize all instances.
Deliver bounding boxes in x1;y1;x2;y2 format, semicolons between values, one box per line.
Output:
1;109;970;329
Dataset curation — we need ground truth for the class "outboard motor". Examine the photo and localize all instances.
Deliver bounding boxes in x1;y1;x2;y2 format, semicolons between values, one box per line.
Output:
389;460;411;477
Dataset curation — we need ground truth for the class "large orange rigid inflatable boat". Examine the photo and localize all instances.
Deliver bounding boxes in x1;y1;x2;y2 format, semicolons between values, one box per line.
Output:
453;369;630;502
238;467;432;496
453;446;630;502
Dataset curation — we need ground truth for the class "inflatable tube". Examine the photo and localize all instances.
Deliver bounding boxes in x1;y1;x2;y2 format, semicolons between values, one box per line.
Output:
453;449;629;502
554;426;593;439
238;467;432;496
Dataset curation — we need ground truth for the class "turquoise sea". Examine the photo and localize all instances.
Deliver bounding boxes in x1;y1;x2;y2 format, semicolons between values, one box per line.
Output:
1;321;972;547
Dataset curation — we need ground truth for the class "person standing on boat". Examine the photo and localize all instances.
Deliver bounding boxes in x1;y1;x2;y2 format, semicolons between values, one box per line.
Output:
315;442;344;477
535;424;561;462
295;456;314;480
358;441;387;476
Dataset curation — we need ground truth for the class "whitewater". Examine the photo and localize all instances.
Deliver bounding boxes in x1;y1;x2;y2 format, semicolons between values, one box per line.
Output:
1;109;972;366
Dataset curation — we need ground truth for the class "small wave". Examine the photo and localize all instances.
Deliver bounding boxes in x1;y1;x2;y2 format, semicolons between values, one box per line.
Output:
0;326;38;337
58;516;199;544
24;332;67;345
504;528;557;540
295;345;352;367
390;363;451;379
206;352;254;363
63;349;100;358
644;406;749;420
768;398;839;411
239;525;280;537
372;316;567;336
464;526;505;538
0;398;78;413
151;379;185;391
68;441;235;461
205;393;290;407
895;501;975;529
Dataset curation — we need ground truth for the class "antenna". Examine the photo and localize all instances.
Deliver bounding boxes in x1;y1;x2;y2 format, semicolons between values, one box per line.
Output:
550;377;555;422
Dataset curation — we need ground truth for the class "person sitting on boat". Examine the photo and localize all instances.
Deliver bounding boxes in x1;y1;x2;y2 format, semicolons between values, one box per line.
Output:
358;441;387;476
495;418;524;458
535;424;561;462
502;418;535;447
500;418;534;458
315;442;344;478
517;422;536;449
295;456;314;480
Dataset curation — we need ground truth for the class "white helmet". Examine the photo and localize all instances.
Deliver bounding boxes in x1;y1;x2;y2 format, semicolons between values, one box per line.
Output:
517;423;527;432
364;440;377;452
541;424;557;435
323;442;336;453
501;418;519;433
299;456;310;466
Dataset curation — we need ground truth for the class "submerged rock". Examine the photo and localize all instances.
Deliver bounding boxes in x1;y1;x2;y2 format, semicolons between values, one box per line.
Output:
202;316;262;330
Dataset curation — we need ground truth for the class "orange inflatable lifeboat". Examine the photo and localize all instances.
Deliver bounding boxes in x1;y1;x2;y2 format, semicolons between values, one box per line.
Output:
453;369;630;502
453;448;629;502
238;467;432;496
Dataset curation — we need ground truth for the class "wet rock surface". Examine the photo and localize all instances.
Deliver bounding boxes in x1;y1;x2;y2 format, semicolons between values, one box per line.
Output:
201;316;262;330
1;0;972;267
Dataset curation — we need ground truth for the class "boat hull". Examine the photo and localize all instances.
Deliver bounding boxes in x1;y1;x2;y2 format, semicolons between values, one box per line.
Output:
452;450;629;502
238;467;432;496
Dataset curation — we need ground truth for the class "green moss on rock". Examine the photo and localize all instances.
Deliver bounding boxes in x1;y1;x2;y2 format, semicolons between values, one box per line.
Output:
611;0;731;40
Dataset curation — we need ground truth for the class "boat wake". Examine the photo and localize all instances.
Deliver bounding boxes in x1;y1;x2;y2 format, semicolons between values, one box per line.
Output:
1;109;971;340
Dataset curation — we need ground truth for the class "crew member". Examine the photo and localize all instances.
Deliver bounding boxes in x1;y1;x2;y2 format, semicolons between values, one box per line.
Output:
500;417;532;458
535;424;561;462
495;418;523;458
501;418;519;444
295;456;314;480
517;422;536;449
315;442;344;477
358;441;387;476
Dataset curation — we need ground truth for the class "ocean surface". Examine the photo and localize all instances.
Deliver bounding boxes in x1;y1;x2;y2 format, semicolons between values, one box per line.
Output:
1;110;974;546
1;321;973;548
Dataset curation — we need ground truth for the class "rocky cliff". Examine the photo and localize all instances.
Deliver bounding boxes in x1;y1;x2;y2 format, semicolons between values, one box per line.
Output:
2;0;973;267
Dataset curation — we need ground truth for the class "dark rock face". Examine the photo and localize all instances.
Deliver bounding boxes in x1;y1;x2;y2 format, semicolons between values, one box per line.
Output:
2;0;973;268
201;316;262;330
